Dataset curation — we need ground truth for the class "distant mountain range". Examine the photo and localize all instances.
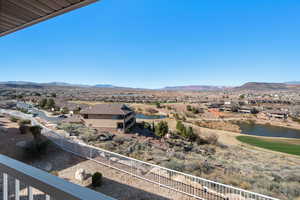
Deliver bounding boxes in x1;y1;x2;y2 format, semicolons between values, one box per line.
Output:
0;81;121;88
161;85;231;91
237;82;289;90
285;81;300;85
164;82;300;91
1;81;300;91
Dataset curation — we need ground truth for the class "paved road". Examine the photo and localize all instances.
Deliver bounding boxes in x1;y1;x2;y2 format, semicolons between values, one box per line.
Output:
17;102;63;123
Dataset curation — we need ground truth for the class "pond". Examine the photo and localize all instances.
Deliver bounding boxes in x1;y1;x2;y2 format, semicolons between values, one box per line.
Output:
136;113;167;120
237;122;300;139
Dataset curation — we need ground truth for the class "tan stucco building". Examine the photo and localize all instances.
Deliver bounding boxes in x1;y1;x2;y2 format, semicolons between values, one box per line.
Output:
80;104;136;132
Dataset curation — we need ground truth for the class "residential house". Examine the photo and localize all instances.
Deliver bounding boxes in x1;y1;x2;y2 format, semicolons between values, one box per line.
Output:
80;104;136;132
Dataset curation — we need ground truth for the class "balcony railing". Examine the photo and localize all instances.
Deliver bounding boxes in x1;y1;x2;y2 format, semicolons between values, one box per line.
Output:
0;155;115;200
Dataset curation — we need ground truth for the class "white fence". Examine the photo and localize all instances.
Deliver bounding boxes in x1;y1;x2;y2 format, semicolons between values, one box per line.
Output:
0;109;279;200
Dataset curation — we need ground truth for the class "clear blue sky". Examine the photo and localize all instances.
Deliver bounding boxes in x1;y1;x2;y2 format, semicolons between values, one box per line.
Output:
1;0;300;89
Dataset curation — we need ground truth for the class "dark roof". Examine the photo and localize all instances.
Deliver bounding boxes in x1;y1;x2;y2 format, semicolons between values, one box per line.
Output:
0;0;98;37
80;104;133;115
267;110;288;115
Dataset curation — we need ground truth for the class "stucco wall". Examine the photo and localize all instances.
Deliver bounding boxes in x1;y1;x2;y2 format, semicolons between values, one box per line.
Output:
83;119;123;128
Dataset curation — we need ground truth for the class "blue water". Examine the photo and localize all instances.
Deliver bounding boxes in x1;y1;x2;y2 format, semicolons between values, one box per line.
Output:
136;114;167;119
237;122;300;139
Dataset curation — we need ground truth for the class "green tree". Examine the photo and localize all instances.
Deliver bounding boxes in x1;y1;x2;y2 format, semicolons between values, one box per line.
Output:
231;105;239;112
176;121;188;137
45;98;55;109
29;125;42;143
73;107;81;114
155;102;161;109
186;105;192;111
192;107;199;114
152;121;155;132
155;121;169;138
61;107;69;114
38;98;47;108
92;172;103;187
186;127;197;141
176;121;184;132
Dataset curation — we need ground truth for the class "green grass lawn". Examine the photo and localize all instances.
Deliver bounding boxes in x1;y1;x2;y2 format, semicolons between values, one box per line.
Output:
236;136;300;156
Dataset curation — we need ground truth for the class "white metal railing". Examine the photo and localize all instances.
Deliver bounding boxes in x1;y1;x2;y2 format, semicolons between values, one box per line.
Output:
0;154;115;200
0;109;280;200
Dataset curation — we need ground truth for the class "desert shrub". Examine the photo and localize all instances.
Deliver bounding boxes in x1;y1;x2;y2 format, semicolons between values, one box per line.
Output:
30;125;42;141
185;127;197;141
104;141;115;151
291;117;300;124
191;107;199;114
286;174;300;183
176;121;185;133
176;121;196;141
57;123;94;138
164;160;185;172
174;113;181;120
18;108;29;114
195;135;209;145
92;172;103;187
206;134;218;145
240;181;252;190
200;161;215;174
61;107;69;114
113;136;130;145
38;98;48;108
143;122;152;131
186;105;192;111
185;112;196;118
18;119;31;126
24;140;50;158
10;116;19;122
173;152;186;160
80;129;98;142
185;161;200;172
276;182;300;198
73;107;81;114
146;108;158;114
19;125;30;134
155;102;161;108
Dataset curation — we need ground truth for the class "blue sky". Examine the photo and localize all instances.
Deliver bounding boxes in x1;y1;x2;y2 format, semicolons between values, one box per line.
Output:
1;0;300;89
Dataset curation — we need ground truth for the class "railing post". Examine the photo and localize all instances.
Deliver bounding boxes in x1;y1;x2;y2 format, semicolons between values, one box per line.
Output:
158;168;161;188
3;173;8;200
131;160;133;177
15;179;20;200
28;186;33;200
239;190;241;200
